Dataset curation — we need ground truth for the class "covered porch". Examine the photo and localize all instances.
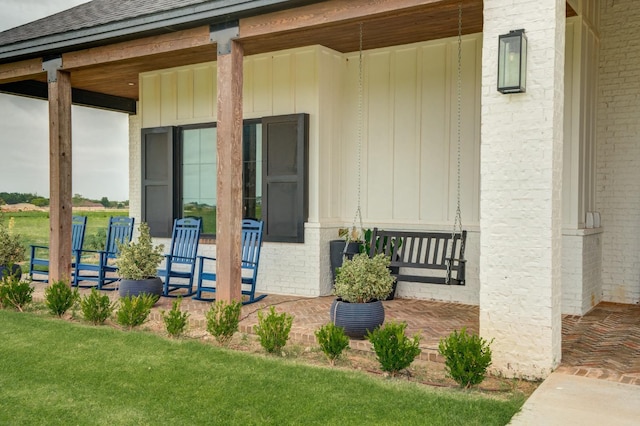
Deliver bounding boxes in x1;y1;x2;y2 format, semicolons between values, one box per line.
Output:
1;0;638;380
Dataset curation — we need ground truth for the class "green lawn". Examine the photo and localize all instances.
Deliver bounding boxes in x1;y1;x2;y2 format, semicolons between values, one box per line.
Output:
0;310;524;425
2;210;129;262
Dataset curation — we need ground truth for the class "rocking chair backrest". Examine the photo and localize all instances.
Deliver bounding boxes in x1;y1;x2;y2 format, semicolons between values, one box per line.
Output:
241;219;263;269
168;218;202;264
104;217;135;260
71;216;88;252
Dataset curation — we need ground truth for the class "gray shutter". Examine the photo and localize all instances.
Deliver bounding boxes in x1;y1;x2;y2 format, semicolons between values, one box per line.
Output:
262;114;309;243
141;127;175;238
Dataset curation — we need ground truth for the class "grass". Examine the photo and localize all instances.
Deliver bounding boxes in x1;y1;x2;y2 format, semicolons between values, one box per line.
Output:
2;210;129;262
0;309;525;425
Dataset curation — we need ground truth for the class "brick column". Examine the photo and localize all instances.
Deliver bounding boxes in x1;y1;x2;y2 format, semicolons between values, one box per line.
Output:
480;0;565;378
128;113;142;222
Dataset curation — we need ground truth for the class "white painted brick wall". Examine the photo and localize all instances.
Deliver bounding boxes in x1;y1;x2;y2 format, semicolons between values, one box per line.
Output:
597;0;640;305
128;113;142;222
562;230;603;315
479;0;565;379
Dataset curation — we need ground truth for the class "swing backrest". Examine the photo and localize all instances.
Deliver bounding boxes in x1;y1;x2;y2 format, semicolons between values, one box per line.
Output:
369;228;466;285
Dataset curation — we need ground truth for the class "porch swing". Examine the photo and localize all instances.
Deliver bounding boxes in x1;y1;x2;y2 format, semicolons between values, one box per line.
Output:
356;4;468;286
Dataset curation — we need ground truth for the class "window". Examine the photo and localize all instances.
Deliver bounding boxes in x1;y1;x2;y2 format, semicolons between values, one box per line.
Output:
142;114;308;242
178;122;262;235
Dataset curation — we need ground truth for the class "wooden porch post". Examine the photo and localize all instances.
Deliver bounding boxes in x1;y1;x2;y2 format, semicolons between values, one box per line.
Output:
215;34;243;303
46;59;73;284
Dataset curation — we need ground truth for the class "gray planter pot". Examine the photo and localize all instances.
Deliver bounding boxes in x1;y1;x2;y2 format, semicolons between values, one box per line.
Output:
119;277;163;301
330;298;385;339
329;240;361;283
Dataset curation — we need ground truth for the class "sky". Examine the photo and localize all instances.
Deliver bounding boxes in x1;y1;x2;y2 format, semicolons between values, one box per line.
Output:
0;0;129;201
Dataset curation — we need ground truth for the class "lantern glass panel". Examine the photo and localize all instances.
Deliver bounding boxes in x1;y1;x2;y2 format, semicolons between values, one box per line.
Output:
498;30;526;93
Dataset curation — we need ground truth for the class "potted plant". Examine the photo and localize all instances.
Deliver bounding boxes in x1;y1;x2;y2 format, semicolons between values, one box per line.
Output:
360;228;402;300
115;222;164;300
330;253;395;339
0;216;25;279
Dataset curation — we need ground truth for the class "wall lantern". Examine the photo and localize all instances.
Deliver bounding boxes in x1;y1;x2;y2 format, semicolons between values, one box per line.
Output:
497;29;527;94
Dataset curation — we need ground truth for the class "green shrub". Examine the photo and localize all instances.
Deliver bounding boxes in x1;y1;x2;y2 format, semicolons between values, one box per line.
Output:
116;294;156;330
206;300;241;345
315;322;350;365
0;217;25;266
80;288;115;325
366;321;421;377
84;228;107;251
115;222;164;280
254;306;293;354
438;327;493;388
0;273;33;312
162;297;190;338
44;280;79;317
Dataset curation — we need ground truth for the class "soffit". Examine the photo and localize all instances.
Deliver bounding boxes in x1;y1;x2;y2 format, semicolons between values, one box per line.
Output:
16;0;577;101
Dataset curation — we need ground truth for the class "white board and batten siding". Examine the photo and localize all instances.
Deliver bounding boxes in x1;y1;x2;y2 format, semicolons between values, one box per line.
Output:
137;35;481;303
336;35;483;304
337;35;482;230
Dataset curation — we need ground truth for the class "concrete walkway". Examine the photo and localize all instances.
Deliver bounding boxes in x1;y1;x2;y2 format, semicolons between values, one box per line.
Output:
509;372;640;425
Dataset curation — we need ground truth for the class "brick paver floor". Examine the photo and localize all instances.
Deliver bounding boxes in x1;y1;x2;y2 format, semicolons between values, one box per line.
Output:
557;302;640;385
31;284;640;384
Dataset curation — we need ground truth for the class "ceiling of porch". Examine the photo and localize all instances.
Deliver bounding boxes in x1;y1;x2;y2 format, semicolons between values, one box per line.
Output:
5;0;577;104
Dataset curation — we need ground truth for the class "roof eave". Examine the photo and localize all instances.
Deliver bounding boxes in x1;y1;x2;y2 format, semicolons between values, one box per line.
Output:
0;0;322;64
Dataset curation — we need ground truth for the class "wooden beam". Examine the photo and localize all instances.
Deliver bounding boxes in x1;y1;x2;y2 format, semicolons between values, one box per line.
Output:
0;80;137;114
0;58;44;84
48;69;73;284
240;0;442;38
62;26;212;70
215;38;244;303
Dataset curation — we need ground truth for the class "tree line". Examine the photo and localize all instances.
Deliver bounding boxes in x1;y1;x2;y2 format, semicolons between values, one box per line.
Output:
0;192;128;209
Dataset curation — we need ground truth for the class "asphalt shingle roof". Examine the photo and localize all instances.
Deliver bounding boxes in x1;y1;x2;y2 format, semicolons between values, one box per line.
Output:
0;0;213;47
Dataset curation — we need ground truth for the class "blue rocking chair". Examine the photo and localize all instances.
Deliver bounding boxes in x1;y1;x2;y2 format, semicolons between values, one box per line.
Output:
157;217;202;297
194;219;266;304
73;216;135;289
29;215;87;283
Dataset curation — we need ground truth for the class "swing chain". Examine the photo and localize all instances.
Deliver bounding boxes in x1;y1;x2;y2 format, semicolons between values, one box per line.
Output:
447;2;464;284
455;1;463;237
349;22;365;243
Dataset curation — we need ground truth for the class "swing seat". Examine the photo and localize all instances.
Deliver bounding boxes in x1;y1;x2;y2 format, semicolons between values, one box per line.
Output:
368;228;466;286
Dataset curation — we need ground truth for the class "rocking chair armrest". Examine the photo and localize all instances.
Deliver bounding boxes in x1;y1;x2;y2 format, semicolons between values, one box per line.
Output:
197;255;217;262
30;245;50;257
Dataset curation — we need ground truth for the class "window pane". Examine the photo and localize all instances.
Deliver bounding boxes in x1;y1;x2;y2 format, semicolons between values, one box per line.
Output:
182;164;200;199
182;127;217;234
200;128;217;165
183;133;199;164
256;124;262;202
243;123;261;220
